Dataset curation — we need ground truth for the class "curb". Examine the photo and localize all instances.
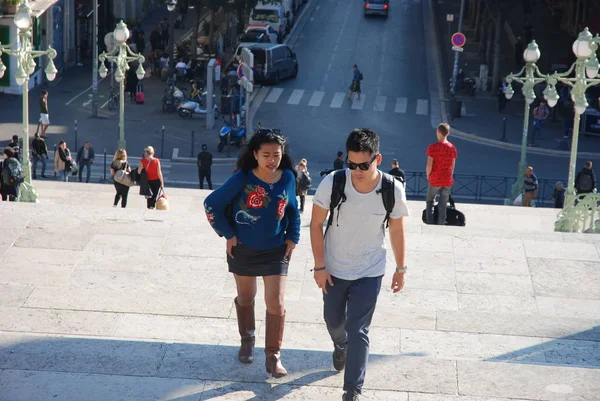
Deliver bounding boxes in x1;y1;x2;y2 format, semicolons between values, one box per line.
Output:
426;0;599;159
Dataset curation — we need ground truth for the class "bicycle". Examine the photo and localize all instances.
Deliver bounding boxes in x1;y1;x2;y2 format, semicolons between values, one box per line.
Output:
107;89;119;111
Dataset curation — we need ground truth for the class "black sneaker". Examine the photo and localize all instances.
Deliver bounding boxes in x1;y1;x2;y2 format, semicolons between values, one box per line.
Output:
333;346;347;371
342;390;359;401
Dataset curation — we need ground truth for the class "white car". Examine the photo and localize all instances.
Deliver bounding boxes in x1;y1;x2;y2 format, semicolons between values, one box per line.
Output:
245;23;279;44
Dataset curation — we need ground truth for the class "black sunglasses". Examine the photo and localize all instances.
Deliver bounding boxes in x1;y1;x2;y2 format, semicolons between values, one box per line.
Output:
346;154;378;171
256;128;284;139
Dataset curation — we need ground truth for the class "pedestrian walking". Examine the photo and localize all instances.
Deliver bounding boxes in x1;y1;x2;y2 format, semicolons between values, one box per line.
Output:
135;32;146;55
575;161;596;195
54;140;73;182
521;166;538;207
40;90;50;138
31;132;48;179
150;26;162;52
388;159;405;185
197;144;213;190
310;128;409;401
334;151;344;170
296;160;311;213
425;123;458;225
125;67;139;102
137;146;165;209
553;181;565;209
8;135;20;161
348;64;363;101
76;141;95;183
1;147;23;201
532;101;549;138
160;18;170;48
110;149;132;208
498;79;508;113
203;127;300;378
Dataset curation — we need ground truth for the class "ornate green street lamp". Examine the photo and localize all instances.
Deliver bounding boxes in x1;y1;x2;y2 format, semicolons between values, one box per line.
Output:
98;21;145;150
503;41;549;202
0;1;58;202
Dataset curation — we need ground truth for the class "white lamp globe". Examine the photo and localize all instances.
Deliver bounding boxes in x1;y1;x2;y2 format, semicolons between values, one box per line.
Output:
136;64;145;81
586;57;600;79
523;41;541;63
0;63;6;79
14;3;32;31
573;28;594;58
574;96;588;114
113;21;130;44
45;61;58;81
98;63;108;79
114;68;124;83
167;0;177;12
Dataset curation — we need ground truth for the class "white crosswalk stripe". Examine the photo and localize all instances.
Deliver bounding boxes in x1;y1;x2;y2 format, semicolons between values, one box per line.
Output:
308;91;325;107
265;88;284;103
416;99;429;115
395;97;408;113
287;89;305;105
351;95;366;110
330;92;345;108
259;88;429;115
373;96;386;112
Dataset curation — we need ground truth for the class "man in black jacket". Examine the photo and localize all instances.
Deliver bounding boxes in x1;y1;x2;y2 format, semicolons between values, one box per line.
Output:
388;159;406;186
31;133;48;179
77;141;95;183
575;161;596;195
197;144;213;189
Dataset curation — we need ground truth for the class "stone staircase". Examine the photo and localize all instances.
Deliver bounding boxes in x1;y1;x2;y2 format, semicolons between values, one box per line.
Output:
0;181;598;400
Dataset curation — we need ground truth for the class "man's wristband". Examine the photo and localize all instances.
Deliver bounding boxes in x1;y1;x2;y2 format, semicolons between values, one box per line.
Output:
396;266;407;274
311;266;326;272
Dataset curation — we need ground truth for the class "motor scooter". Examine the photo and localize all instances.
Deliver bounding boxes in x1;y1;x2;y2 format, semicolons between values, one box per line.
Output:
218;116;246;152
178;94;220;118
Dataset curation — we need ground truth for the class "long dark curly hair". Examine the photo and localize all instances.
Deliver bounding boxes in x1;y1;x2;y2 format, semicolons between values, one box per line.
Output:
235;128;297;177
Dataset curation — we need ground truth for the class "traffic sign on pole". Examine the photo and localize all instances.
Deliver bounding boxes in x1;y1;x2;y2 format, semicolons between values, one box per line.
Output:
451;32;466;47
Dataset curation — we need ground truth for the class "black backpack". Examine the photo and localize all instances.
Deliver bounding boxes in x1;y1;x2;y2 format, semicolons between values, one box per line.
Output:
577;173;593;193
421;195;466;226
298;171;312;190
1;158;24;186
326;170;396;236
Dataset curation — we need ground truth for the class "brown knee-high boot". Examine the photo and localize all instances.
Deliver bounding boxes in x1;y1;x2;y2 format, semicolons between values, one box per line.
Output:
265;311;287;378
234;298;255;363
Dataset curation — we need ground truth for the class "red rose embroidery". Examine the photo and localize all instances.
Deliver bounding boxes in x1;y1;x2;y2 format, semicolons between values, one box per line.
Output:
206;212;214;222
256;186;266;196
247;191;265;209
276;200;287;217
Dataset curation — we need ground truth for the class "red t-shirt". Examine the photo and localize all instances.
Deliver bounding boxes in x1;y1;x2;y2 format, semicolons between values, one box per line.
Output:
426;141;457;187
141;157;161;181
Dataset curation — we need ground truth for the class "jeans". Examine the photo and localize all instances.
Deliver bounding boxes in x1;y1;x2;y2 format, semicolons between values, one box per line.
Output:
32;155;47;178
298;194;305;211
198;168;212;189
426;185;451;225
323;275;383;394
534;119;543;138
60;170;69;182
79;160;92;183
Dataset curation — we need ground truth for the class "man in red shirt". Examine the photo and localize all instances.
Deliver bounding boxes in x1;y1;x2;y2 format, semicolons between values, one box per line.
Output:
425;123;457;225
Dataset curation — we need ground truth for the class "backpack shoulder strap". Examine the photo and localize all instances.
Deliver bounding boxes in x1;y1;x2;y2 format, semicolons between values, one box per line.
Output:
325;170;347;236
379;173;396;229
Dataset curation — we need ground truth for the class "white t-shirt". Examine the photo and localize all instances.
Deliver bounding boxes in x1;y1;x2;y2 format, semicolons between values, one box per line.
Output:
312;169;410;280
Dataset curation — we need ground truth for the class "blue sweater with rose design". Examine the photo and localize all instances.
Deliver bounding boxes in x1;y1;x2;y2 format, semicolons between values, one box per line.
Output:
204;169;300;250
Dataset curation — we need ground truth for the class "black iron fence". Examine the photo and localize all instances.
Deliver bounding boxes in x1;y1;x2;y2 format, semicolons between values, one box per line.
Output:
404;172;564;207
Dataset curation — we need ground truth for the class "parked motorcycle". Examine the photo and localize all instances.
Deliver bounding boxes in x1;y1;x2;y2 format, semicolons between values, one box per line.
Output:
218;116;246;152
450;69;476;97
178;94;220;118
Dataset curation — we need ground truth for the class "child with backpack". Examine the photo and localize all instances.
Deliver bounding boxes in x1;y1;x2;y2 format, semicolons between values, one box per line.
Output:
1;147;24;201
296;159;311;213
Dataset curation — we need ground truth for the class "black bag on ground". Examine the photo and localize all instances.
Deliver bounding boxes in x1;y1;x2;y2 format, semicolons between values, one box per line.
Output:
421;195;466;226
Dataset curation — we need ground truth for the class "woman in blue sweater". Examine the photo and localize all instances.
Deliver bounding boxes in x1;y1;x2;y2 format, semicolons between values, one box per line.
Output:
204;127;300;378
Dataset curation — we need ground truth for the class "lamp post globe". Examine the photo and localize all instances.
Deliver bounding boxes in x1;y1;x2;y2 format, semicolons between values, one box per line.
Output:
136;64;145;81
167;0;177;12
574;96;588;115
572;28;594;59
14;3;32;31
523;41;541;64
98;62;108;79
0;63;6;79
585;55;599;79
113;21;130;44
15;65;27;86
504;84;514;100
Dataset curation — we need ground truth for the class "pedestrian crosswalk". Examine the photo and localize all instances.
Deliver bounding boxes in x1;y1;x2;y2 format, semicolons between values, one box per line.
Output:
261;87;430;115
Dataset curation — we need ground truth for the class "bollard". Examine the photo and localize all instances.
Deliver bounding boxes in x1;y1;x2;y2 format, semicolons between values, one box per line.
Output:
74;120;78;151
161;126;165;159
53;144;57;177
500;117;507;141
190;130;195;158
99;148;107;183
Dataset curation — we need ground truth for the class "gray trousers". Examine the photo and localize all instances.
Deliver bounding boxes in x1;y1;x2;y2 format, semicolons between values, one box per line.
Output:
426;185;452;225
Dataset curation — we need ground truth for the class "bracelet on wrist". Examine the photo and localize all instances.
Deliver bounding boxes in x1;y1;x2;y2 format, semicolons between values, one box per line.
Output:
396;266;407;274
311;266;326;272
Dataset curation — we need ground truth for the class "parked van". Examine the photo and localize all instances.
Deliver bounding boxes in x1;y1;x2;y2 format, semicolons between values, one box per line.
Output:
248;43;298;85
249;3;287;42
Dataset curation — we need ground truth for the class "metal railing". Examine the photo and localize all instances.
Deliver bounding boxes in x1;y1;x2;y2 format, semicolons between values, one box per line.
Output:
404;172;565;207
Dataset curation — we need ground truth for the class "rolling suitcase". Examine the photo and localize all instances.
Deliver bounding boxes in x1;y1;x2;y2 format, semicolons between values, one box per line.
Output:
135;83;145;104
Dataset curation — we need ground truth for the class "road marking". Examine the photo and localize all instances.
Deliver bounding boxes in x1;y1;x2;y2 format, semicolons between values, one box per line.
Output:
308;91;325;107
373;96;386;112
83;99;92;107
330;92;345;108
416;99;429;115
395;97;408;113
265;88;284;103
172;148;179;159
287;89;304;105
100;99;110;109
351;95;366;110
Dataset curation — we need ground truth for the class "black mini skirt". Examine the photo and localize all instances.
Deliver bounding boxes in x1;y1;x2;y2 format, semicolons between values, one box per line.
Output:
227;242;289;276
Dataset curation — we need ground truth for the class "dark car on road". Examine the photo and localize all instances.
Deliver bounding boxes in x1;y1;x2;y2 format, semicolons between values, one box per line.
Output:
364;0;389;18
248;43;298;85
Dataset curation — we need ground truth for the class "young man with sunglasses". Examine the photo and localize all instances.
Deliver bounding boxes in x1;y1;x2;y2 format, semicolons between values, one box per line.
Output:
309;128;409;401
